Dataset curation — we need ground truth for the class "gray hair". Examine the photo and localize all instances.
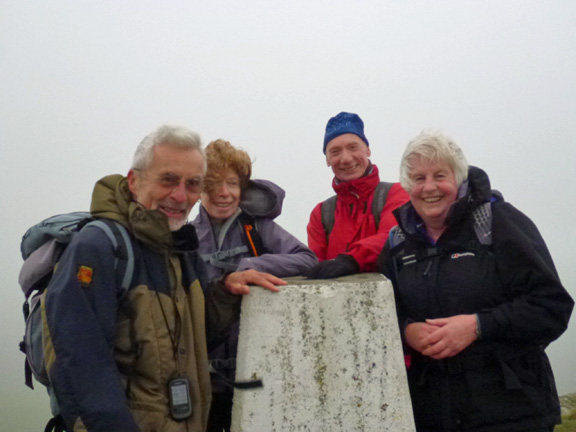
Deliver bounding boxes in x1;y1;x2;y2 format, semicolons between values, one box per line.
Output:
400;129;468;193
131;125;205;171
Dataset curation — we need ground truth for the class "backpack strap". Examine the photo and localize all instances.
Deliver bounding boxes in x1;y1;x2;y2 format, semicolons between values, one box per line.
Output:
388;225;406;249
84;219;141;400
471;202;493;246
321;182;394;241
371;182;394;228
44;414;66;432
200;213;266;271
237;212;266;257
201;247;250;271
85;220;134;293
320;195;338;242
388;194;497;277
471;191;501;247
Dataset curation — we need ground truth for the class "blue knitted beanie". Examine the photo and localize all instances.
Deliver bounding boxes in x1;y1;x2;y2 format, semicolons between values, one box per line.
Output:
323;112;369;154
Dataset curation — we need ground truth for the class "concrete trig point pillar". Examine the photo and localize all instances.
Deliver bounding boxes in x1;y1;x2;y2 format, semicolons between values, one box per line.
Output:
231;273;415;432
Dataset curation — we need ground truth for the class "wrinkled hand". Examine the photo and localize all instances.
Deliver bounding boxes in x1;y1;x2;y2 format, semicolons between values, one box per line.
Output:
306;254;360;279
408;315;478;360
404;322;439;353
224;269;287;295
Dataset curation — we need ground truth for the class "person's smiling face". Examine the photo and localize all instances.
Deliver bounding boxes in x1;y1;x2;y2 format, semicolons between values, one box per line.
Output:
201;168;242;220
325;133;371;182
127;145;204;231
408;156;458;230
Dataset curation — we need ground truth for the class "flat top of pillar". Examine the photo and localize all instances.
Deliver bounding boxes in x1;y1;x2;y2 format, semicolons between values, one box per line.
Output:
284;272;387;286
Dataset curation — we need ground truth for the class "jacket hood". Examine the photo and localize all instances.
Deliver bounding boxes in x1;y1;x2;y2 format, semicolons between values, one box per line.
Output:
445;165;493;226
90;174;132;224
90;174;181;250
466;165;493;203
240;179;285;219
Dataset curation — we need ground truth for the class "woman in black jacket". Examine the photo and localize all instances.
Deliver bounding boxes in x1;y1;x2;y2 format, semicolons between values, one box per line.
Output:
378;129;573;432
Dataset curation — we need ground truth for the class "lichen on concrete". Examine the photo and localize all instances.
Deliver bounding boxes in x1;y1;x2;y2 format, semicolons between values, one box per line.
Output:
231;274;415;432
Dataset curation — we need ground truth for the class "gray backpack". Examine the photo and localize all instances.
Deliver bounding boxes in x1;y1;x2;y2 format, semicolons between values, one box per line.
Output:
18;212;134;430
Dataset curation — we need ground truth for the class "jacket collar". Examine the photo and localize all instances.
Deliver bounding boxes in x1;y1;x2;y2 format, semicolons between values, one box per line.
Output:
332;163;380;201
90;174;199;252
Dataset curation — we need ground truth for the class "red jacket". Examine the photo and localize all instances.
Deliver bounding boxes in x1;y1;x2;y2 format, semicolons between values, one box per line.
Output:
307;165;409;272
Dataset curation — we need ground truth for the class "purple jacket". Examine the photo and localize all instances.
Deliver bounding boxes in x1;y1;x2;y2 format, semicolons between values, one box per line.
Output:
193;179;317;393
193;179;317;281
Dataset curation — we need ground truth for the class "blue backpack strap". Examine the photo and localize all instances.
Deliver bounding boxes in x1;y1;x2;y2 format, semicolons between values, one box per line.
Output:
388;225;405;249
85;220;134;293
83;219;140;398
201;246;249;271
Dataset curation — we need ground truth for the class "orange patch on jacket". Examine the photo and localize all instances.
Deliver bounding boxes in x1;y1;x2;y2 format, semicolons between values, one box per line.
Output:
77;266;93;286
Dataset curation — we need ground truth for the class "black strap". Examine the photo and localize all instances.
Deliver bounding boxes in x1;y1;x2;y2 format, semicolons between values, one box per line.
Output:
44;414;67;432
320;195;338;241
210;365;263;390
22;341;34;389
237;213;266;257
371;182;394;227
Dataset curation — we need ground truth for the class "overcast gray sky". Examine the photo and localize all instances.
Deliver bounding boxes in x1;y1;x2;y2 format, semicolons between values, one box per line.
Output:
2;1;575;429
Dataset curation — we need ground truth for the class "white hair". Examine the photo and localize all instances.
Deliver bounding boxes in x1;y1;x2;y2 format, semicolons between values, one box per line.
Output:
400;129;468;193
131;124;205;171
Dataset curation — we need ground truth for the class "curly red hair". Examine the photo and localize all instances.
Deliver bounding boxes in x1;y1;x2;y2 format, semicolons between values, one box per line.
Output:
203;139;252;193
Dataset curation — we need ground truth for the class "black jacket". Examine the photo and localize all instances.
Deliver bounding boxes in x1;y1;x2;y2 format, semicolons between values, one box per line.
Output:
379;166;573;432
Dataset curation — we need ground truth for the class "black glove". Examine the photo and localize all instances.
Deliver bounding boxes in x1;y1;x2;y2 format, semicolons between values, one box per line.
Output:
306;254;360;279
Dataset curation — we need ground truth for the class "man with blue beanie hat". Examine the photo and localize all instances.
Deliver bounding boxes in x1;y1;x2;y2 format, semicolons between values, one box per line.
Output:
306;112;409;279
322;112;370;154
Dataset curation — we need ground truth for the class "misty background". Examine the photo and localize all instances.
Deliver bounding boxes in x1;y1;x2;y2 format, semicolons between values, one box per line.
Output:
1;1;575;430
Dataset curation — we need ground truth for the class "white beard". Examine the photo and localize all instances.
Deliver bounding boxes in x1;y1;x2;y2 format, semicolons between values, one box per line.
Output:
168;217;187;232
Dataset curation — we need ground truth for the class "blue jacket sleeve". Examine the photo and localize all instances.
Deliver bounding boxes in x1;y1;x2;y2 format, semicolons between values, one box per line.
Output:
44;225;139;432
236;218;318;277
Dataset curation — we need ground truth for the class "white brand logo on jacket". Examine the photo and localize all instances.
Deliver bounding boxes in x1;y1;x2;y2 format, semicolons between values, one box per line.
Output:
451;252;475;259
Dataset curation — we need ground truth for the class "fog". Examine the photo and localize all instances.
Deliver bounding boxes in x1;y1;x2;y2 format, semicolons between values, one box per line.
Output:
1;1;575;429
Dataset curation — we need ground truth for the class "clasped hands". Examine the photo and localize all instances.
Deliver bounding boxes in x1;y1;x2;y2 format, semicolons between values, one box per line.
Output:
405;314;478;360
